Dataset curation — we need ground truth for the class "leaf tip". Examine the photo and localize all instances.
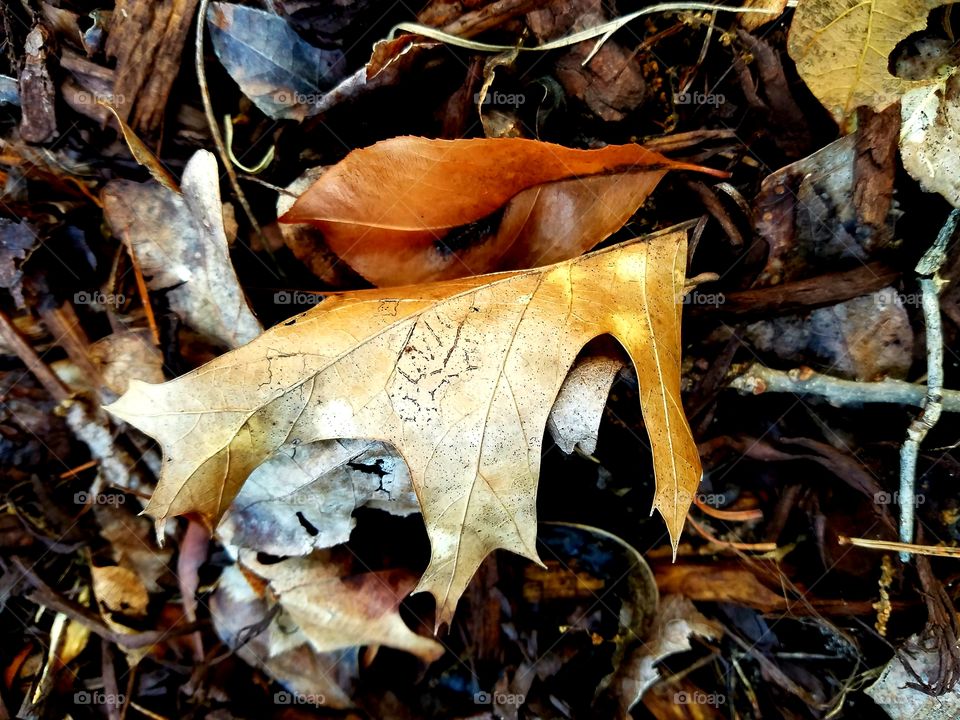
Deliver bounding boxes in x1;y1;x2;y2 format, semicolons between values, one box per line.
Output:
102;378;153;424
138;508;165;548
277;196;310;226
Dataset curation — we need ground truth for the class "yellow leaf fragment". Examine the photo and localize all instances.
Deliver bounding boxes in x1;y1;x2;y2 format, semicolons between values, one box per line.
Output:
787;0;949;126
91;565;150;618
739;0;788;31
105;228;702;626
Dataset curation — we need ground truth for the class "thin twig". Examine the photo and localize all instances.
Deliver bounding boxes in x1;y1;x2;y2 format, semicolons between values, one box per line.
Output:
14;558;204;650
898;209;955;557
686;513;777;552
194;0;275;265
121;230;160;346
729;363;960;412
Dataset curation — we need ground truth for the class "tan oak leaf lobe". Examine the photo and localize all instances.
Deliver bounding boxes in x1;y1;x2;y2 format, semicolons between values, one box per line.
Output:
105;229;701;626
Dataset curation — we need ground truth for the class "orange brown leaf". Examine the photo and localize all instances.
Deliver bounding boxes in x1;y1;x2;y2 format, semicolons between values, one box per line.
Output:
279;136;723;285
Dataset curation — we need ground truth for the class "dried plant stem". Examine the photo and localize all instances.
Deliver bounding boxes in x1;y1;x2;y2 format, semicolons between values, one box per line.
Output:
194;0;274;264
838;536;960;559
392;2;781;59
693;493;763;522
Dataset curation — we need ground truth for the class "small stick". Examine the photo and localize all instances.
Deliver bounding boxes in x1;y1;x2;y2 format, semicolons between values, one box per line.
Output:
58;459;99;478
687;179;744;248
121;231;160;345
729;363;960;411
127;702;169;720
644;128;738;152
898;209;955;558
686;513;777;552
692;494;763;522
100;639;122;720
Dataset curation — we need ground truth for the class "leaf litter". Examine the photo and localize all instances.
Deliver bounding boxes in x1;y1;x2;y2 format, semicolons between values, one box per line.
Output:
3;0;960;717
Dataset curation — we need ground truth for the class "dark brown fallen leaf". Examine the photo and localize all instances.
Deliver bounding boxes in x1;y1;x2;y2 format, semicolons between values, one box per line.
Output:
742;288;913;381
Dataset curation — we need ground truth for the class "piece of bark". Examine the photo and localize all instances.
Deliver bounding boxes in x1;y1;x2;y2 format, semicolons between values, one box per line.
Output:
18;25;57;144
60;49;116;125
753;131;898;286
105;0;201;133
689;262;900;318
853;104;899;254
0;219;37;308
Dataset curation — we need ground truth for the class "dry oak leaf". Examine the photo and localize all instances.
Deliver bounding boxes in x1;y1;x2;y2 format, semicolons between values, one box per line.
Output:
788;0;950;126
104;228;702;627
279;136;724;286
